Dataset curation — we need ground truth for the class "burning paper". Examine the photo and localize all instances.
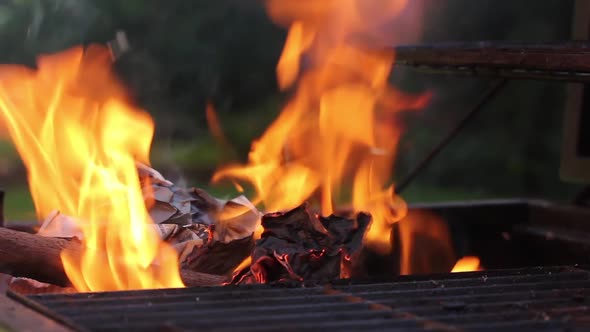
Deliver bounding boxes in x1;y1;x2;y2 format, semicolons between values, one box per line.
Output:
213;0;430;256
0;0;436;290
38;163;261;275
0;45;184;291
141;163;261;275
232;203;370;284
0;43;259;288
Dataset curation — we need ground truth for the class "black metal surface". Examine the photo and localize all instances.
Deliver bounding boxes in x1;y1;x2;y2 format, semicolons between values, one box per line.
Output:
358;199;590;278
9;266;590;332
392;41;590;83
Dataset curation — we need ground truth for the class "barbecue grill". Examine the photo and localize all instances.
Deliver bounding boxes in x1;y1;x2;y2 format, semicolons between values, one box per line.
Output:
3;1;590;332
7;266;590;332
3;198;590;331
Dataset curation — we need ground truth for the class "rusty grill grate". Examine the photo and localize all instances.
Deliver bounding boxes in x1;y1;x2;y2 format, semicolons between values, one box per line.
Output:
8;266;590;332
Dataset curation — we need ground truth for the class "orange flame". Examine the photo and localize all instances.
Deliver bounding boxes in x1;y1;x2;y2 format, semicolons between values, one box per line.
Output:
233;256;252;275
399;210;456;275
206;102;233;154
451;256;482;273
213;0;429;252
0;45;184;291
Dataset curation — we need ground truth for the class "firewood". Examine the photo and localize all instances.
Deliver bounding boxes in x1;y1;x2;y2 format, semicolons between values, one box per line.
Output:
5;221;39;233
0;227;228;288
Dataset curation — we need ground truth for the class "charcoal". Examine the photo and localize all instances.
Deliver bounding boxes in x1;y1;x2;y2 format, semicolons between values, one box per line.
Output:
232;202;370;284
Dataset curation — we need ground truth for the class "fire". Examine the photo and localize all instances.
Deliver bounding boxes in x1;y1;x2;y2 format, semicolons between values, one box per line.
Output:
213;0;429;252
451;256;482;273
0;45;183;291
233;256;252;275
398;210;456;275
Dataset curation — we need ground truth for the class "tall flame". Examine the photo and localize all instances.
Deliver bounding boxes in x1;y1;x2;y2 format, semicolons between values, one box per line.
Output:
214;0;429;252
0;45;183;291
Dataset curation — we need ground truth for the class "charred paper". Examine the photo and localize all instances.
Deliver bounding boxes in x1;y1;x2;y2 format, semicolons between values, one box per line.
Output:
38;163;261;275
232;202;370;284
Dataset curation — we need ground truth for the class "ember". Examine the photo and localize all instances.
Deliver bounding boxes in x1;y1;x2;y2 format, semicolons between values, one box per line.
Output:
232;203;370;284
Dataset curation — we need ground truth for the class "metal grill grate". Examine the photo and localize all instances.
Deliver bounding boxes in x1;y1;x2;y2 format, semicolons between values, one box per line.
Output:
9;266;590;332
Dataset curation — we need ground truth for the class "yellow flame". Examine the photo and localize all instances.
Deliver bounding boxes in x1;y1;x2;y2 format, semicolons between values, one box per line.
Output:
451;256;482;273
214;0;429;253
0;45;183;291
233;256;252;274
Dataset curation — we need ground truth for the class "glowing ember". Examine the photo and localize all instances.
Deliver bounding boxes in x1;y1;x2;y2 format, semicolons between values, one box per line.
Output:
214;0;429;253
0;45;184;291
451;256;482;273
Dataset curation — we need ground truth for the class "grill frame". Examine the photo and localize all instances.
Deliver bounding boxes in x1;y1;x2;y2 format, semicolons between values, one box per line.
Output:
364;199;590;278
392;41;590;83
9;265;590;332
6;199;590;331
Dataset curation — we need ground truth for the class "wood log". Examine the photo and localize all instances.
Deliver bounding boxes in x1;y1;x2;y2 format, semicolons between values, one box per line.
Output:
5;221;39;233
0;227;228;288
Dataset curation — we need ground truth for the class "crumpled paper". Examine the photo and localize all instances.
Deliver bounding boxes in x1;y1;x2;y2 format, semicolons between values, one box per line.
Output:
37;163;261;270
231;202;370;285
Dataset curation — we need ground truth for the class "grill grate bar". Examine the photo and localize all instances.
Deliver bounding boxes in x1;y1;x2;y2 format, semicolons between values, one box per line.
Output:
41;278;590;316
56;286;589;321
87;311;415;332
11;266;590;332
150;318;568;332
67;301;369;324
335;271;590;291
30;270;590;309
28;266;583;302
77;304;588;326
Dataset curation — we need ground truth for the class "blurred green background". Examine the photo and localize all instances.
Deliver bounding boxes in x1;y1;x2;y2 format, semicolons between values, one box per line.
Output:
0;0;583;221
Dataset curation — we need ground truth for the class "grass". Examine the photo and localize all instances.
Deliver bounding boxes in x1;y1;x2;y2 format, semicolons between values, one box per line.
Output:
151;138;225;171
2;179;489;223
3;185;36;221
0;323;14;332
0;140;18;159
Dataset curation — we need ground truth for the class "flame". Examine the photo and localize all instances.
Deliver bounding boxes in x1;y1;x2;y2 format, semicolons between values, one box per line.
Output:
233;256;252;274
0;45;184;291
213;0;429;252
451;256;482;273
206;102;233;153
399;210;456;275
